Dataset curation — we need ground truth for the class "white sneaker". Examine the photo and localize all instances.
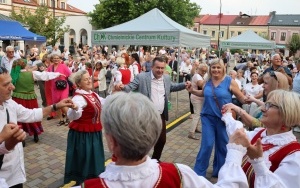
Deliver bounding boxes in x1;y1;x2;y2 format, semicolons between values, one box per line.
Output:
293;126;300;133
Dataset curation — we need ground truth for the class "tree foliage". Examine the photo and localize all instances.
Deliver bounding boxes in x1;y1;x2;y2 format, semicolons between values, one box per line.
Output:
10;6;69;46
88;0;201;29
287;34;300;55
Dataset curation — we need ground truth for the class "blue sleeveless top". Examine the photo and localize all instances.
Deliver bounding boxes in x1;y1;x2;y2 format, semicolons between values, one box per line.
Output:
201;76;232;118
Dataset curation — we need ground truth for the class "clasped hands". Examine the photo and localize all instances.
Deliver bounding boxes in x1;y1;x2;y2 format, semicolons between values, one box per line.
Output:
0;124;26;151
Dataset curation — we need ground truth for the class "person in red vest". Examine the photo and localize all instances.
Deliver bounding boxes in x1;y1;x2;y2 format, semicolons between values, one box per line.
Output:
222;89;300;188
130;53;141;78
64;70;105;185
113;57;131;86
79;92;250;188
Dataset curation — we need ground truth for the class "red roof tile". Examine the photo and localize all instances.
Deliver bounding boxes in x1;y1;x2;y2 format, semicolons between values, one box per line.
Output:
249;16;270;25
200;14;238;25
13;0;39;6
12;0;86;15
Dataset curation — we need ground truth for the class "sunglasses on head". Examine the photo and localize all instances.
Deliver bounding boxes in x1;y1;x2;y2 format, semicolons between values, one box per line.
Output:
0;67;8;74
269;71;278;80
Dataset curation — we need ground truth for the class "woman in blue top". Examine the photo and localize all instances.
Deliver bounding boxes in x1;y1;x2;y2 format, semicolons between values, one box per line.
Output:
188;59;246;178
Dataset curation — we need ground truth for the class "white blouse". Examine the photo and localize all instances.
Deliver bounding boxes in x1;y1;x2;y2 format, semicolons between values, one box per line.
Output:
222;113;300;188
73;147;249;188
67;89;105;121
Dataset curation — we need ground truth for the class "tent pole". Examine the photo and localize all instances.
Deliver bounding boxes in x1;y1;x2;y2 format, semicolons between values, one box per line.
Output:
175;47;181;118
91;49;95;91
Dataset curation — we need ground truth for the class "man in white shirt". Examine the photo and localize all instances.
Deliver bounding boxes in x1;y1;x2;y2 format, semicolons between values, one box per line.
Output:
117;56;191;161
0;67;74;187
63;48;70;60
0;46;18;74
51;45;61;56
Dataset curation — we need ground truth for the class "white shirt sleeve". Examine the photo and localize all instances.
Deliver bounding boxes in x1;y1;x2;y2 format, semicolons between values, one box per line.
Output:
67;95;86;121
0;142;10;155
251;152;300;188
32;71;60;81
0;178;8;188
177;143;248;188
67;93;105;121
222;112;245;136
13;101;43;123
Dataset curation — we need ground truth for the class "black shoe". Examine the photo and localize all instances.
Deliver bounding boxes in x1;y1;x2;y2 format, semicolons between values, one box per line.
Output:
47;116;54;120
34;134;39;143
65;118;70;126
57;120;65;126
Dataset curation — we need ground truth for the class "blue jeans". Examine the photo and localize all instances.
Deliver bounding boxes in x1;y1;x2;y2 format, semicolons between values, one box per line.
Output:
194;115;228;177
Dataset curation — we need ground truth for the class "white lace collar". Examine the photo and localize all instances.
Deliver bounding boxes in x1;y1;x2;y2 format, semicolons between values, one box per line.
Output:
261;129;296;146
75;89;93;94
100;156;158;181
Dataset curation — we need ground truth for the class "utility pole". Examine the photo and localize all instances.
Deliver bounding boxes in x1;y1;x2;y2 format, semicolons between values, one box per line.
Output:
52;0;55;45
217;0;222;57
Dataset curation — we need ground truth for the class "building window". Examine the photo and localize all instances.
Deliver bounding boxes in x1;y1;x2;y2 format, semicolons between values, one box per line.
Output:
193;28;197;32
40;0;46;5
237;31;241;35
51;0;55;7
24;0;30;2
220;31;224;38
230;31;234;37
203;30;207;35
0;0;7;4
60;37;64;45
280;32;286;41
212;31;216;38
271;32;276;40
293;33;298;36
61;2;65;9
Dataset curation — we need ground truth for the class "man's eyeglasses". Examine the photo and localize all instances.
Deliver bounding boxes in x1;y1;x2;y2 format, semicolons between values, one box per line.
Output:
269;71;278;80
264;102;279;111
6;51;14;53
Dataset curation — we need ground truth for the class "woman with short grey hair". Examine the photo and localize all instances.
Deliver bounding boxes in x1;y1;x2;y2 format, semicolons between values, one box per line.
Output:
64;70;105;185
80;92;250;187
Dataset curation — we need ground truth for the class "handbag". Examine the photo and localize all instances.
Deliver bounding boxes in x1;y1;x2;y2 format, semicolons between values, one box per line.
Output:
53;66;67;90
211;81;237;119
55;79;67;90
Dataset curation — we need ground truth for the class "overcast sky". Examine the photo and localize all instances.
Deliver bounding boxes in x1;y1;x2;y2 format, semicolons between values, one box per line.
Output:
68;0;300;15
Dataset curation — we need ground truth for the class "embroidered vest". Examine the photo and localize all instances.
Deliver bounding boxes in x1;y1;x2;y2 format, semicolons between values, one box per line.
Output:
81;162;182;188
69;92;102;132
242;129;300;188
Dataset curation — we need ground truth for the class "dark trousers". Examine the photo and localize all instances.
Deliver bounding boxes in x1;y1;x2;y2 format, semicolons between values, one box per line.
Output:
152;114;166;161
189;92;194;114
10;184;23;188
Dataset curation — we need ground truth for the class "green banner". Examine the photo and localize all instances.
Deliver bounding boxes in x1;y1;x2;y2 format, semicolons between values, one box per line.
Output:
93;32;176;43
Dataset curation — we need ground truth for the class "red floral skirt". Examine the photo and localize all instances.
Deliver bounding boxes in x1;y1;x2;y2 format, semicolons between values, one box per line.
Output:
12;97;44;136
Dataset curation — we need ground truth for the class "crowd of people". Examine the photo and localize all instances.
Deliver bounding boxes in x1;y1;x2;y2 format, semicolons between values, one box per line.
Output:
0;43;300;187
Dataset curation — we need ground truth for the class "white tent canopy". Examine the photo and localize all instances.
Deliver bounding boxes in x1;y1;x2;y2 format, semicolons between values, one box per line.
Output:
91;8;210;47
220;30;275;50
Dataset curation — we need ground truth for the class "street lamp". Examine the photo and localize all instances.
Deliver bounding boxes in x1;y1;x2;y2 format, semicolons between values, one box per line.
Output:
52;0;55;45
